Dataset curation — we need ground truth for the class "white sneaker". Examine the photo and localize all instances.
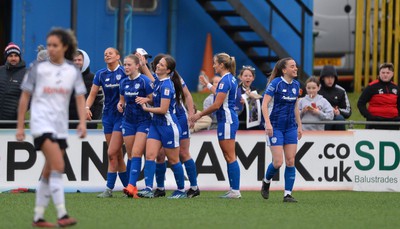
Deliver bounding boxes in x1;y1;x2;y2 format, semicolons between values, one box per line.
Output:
97;188;112;198
219;190;241;199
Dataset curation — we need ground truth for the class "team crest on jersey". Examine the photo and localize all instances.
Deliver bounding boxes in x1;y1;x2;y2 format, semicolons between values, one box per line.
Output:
392;88;398;94
219;83;224;89
271;137;277;144
292;88;296;94
164;88;170;96
135;83;140;89
116;74;122;80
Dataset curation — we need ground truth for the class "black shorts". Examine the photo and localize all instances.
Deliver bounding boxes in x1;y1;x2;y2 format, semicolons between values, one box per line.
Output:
33;133;68;151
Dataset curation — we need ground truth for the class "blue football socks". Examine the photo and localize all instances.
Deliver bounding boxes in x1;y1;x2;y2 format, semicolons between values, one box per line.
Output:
284;166;296;192
106;172;117;190
155;162;167;188
227;160;240;191
184;159;198;187
171;162;185;190
129;157;142;186
144;160;156;189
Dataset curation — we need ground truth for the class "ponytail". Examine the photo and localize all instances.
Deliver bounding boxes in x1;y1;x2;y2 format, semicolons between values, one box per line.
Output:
163;55;185;105
267;57;293;85
215;52;236;75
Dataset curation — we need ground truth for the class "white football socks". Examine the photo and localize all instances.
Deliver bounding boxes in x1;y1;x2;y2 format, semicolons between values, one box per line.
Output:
49;171;67;219
33;178;51;221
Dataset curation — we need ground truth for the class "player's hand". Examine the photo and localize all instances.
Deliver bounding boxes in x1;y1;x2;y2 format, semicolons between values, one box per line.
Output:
16;128;25;141
297;126;303;140
135;96;149;105
77;122;87;139
117;102;124;113
188;114;195;128
265;123;273;137
141;103;149;111
86;108;93;121
190;113;201;123
199;74;209;87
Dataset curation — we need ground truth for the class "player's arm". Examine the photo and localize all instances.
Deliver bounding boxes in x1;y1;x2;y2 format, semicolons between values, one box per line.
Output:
117;95;125;113
295;98;302;140
262;94;273;137
85;84;100;120
16;91;31;141
142;98;170;114
76;94;87;138
183;86;195;117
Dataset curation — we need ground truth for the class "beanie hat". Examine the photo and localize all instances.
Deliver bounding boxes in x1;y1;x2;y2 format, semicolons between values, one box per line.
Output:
320;65;337;78
4;42;21;58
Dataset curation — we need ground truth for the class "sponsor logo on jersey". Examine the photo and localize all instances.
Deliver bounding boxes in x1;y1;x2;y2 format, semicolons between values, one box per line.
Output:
116;74;122;80
125;91;139;96
104;83;120;88
135;83;140;89
42;86;70;95
282;95;297;101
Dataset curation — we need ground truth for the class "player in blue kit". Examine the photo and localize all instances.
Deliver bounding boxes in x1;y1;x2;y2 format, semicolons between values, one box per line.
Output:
191;53;241;198
117;54;153;198
261;57;303;202
141;54;199;198
86;47;128;198
136;55;187;198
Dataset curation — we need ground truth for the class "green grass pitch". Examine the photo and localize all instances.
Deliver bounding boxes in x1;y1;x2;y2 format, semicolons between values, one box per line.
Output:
1;190;399;228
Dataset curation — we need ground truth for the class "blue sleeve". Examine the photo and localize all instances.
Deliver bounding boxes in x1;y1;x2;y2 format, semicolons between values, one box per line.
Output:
93;71;101;86
264;78;278;97
216;77;230;94
160;82;173;100
119;78;125;96
144;77;153;96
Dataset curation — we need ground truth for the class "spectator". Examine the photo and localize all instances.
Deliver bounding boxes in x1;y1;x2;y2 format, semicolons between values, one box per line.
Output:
190;104;212;133
357;63;400;130
237;65;262;130
202;76;221;130
70;49;103;129
318;65;351;130
298;77;334;130
36;45;48;61
0;42;26;128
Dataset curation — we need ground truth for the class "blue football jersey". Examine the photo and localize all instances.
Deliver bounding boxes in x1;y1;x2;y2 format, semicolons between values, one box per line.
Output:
152;76;178;125
93;65;127;114
264;77;300;130
119;73;153;123
215;73;239;124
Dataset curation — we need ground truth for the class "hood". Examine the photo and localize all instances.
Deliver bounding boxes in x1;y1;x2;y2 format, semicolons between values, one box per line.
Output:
79;49;90;73
320;65;338;88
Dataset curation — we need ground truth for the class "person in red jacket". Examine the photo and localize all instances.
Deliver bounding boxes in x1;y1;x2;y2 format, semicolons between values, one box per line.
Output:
357;63;400;130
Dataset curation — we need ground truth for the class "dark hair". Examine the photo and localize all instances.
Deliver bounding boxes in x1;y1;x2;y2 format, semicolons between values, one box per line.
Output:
163;55;185;106
151;53;166;72
305;76;320;87
214;52;236;76
47;28;77;61
268;57;293;85
379;63;394;72
124;54;140;65
74;50;83;58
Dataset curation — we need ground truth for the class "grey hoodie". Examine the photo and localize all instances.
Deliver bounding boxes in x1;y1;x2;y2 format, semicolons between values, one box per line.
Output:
298;94;334;130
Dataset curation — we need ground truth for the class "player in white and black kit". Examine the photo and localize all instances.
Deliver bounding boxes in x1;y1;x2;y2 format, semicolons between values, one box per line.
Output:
16;28;87;228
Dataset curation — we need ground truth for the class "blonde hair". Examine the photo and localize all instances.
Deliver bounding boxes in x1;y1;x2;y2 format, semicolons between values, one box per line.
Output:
214;52;236;76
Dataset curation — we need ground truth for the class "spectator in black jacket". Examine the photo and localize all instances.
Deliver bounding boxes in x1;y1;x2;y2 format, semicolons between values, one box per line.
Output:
357;63;400;130
318;65;351;130
0;42;26;128
70;49;103;129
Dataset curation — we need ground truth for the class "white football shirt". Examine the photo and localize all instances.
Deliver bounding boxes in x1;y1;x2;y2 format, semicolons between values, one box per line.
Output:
21;60;86;138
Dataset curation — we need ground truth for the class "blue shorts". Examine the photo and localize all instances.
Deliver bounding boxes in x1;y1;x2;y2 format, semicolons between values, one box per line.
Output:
267;127;298;146
177;114;190;140
147;123;181;148
122;120;150;137
217;121;238;140
102;113;123;134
